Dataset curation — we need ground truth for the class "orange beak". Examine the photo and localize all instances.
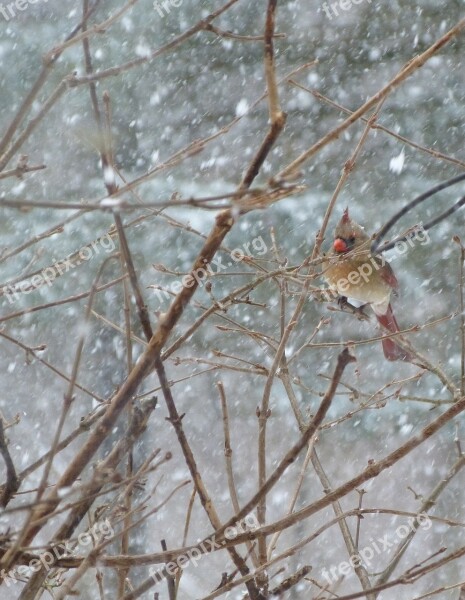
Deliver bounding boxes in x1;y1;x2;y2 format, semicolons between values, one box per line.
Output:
333;238;348;253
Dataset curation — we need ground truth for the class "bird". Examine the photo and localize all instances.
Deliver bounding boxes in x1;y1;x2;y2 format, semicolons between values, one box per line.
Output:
323;207;412;362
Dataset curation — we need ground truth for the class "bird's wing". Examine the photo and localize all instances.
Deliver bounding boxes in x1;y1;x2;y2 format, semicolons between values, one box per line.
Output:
379;261;399;290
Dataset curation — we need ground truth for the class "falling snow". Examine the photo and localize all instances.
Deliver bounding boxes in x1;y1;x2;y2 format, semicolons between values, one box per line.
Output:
0;2;464;598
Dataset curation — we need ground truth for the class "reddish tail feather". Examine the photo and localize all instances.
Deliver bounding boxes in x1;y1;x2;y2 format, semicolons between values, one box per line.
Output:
375;304;412;362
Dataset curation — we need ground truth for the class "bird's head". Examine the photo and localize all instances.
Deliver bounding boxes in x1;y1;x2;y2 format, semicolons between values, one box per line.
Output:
333;207;369;253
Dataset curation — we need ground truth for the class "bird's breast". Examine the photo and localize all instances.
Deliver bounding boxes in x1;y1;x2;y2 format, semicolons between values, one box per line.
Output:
324;255;392;305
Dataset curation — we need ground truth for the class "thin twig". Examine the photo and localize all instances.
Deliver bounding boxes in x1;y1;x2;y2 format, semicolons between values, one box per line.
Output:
290;83;465;171
273;17;465;183
0;418;19;507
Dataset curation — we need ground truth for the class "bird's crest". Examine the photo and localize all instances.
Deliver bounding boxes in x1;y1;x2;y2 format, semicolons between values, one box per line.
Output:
342;207;350;223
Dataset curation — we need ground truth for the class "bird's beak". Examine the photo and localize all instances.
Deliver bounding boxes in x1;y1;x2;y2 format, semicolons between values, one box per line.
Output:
333;238;348;253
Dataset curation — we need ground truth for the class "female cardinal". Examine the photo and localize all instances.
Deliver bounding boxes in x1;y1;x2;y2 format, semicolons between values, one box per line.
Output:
324;208;412;362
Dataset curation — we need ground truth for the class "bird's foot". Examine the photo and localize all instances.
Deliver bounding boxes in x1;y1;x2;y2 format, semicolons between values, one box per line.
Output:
336;297;370;320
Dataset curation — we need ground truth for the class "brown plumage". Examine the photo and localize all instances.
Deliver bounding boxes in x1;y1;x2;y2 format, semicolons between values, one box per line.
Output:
324;208;412;362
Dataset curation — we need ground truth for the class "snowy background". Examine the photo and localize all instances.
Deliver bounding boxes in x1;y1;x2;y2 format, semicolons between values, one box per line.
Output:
0;1;465;599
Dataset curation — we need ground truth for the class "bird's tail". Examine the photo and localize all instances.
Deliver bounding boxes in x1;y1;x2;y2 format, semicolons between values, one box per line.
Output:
375;304;412;362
